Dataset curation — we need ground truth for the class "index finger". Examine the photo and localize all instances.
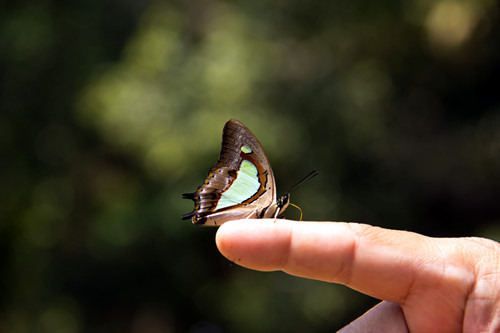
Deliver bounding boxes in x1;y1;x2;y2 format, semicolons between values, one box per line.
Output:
215;219;449;303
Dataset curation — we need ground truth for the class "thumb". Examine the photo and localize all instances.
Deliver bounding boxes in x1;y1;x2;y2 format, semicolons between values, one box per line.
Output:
338;301;408;333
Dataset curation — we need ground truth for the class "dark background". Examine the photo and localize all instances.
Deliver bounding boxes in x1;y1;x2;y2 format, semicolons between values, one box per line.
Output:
1;0;499;332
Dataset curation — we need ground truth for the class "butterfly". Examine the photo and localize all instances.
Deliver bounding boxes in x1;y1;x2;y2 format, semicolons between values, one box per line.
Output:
182;119;317;226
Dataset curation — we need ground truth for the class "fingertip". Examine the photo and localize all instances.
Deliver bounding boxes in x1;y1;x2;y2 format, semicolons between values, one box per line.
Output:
215;220;254;261
215;220;238;256
214;219;291;270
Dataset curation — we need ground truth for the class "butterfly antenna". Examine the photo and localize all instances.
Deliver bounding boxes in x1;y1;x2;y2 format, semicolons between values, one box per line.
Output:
285;169;319;195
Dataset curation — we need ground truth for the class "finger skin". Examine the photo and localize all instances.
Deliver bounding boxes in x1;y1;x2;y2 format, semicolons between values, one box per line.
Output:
216;219;500;333
216;219;442;301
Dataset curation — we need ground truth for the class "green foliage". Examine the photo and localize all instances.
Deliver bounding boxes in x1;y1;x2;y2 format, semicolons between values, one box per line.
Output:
1;0;499;331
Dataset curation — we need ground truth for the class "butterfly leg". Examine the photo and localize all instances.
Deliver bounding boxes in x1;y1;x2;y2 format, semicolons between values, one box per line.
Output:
273;209;280;223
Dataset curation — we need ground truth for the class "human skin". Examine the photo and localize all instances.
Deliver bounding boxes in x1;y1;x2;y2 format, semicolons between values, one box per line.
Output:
215;219;500;332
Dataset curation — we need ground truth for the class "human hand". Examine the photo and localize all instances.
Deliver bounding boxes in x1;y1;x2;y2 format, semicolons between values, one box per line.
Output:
215;219;500;332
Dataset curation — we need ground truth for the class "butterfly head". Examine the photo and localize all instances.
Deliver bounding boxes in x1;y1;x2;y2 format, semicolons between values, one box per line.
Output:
277;193;290;213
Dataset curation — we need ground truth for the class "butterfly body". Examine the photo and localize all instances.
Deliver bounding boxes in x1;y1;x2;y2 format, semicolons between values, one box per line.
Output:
182;119;289;226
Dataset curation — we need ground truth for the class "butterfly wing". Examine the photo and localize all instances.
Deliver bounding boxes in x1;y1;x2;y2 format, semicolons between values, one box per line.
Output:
182;119;284;226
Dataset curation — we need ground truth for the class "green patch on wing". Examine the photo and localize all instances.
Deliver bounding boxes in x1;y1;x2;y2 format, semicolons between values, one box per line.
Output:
216;160;260;209
241;146;252;154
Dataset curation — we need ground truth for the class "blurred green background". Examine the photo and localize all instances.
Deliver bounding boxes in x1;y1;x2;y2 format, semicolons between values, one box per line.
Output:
1;0;500;332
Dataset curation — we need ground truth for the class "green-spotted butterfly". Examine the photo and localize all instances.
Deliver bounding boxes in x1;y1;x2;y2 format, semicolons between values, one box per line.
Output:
182;119;317;226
